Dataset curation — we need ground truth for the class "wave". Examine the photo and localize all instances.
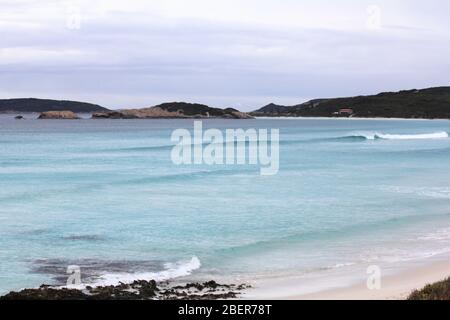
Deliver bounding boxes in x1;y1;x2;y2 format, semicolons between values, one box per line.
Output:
65;256;201;289
280;131;449;145
345;131;449;141
331;262;357;269
62;234;105;242
416;228;450;241
0;168;254;204
117;168;252;186
217;212;450;258
99;145;174;153
382;186;450;199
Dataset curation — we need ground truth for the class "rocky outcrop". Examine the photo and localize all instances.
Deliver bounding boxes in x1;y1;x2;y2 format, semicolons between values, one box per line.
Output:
0;280;250;300
38;111;80;119
92;103;254;119
227;111;254;119
91;111;124;119
93;107;188;119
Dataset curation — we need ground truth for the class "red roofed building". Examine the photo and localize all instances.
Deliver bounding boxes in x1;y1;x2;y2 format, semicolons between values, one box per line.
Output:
339;108;354;115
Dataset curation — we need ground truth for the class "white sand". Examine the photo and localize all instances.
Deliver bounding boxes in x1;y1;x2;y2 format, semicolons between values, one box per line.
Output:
245;258;450;300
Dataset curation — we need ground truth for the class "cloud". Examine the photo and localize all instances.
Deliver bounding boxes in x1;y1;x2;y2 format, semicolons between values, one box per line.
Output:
0;0;449;110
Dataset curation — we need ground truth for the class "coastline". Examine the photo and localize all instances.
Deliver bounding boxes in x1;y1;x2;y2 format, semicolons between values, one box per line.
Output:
6;257;449;300
254;116;450;121
244;256;450;300
2;258;449;300
1;115;449;300
0;280;251;300
2;113;450;122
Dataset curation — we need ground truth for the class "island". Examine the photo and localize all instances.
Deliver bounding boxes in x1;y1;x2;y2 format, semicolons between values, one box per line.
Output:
1;98;254;120
92;102;254;119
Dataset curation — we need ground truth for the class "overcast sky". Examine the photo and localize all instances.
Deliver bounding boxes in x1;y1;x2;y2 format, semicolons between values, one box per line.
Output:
1;0;450;111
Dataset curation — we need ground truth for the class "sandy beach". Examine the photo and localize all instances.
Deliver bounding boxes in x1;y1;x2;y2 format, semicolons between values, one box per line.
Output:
245;258;450;300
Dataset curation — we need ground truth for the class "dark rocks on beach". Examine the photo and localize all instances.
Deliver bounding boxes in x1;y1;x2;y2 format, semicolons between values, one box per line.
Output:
1;286;88;300
0;280;250;300
158;281;250;300
15;115;24;119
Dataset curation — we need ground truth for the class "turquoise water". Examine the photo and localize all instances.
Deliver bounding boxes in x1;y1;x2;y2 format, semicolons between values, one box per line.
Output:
1;115;450;294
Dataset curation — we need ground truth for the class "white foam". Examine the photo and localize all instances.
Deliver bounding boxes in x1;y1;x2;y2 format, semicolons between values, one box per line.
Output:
375;132;449;140
65;256;201;289
332;262;356;269
349;131;449;140
417;229;450;241
383;186;450;199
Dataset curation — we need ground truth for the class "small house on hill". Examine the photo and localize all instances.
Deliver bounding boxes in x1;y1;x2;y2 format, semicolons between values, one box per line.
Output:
339;108;354;116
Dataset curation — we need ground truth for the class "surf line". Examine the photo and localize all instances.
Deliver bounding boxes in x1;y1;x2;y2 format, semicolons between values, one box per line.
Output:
170;121;280;176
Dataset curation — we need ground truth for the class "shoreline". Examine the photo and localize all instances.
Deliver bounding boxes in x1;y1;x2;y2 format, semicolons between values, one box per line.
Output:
244;256;450;300
254;116;450;121
0;280;251;300
2;113;450;121
2;256;450;300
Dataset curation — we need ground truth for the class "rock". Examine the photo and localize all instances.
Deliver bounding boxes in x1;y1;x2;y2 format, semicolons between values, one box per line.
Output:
0;287;88;300
0;279;250;300
92;103;254;119
38;111;79;119
15;115;24;119
230;111;254;119
122;107;190;118
91;111;124;119
92;107;189;119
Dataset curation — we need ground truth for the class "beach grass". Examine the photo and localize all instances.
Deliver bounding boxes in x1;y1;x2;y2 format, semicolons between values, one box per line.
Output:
408;277;450;300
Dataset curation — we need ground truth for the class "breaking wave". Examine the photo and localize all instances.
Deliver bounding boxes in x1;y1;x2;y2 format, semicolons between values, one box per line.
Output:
65;256;201;289
343;131;449;141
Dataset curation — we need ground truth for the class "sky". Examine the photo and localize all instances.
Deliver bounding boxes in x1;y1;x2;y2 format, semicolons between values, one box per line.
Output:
1;0;450;111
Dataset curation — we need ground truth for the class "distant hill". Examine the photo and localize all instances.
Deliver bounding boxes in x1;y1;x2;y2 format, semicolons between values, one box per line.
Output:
251;87;450;119
254;103;294;114
0;98;110;113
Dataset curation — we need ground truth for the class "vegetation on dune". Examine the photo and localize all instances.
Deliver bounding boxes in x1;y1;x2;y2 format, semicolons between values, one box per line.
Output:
408;277;450;300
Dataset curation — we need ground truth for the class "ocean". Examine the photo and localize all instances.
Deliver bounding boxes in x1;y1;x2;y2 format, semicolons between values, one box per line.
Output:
1;114;450;295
